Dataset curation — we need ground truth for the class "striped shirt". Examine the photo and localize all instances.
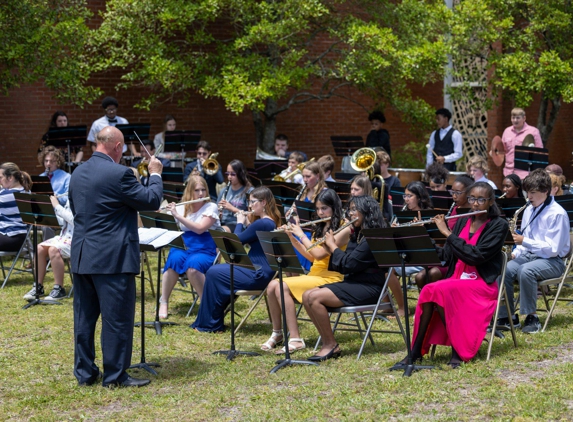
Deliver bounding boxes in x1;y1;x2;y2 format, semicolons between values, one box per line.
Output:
0;188;28;236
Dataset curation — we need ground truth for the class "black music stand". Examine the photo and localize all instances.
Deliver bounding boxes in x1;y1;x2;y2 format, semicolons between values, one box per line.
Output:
116;123;151;143
162;167;184;184
253;160;288;180
326;180;351;205
265;180;301;207
44;125;87;173
363;226;441;376
496;197;527;220
256;231;319;373
293;201;316;225
162;182;185;203
514;146;549;173
14;193;62;309
163;130;201;171
31;176;54;196
209;230;260;361
138;211;185;335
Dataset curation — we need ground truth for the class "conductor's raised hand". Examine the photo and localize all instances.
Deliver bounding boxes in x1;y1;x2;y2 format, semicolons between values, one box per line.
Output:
147;156;163;175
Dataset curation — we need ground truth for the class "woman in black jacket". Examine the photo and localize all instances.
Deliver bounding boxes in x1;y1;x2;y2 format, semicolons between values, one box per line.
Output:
394;182;509;368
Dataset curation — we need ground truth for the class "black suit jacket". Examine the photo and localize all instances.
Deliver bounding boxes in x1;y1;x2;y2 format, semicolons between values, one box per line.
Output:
69;152;163;274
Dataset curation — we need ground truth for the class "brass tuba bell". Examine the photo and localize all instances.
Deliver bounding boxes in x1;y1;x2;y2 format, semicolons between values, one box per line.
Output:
350;147;385;211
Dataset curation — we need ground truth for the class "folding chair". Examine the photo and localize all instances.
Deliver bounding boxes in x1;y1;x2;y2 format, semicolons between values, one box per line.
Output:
0;226;33;289
233;287;271;335
314;269;407;360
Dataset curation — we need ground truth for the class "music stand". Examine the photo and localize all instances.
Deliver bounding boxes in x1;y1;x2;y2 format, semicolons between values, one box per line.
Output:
163;182;185;203
362;226;441;376
13;193;62;309
293;201;316;227
265;180;301;207
44;126;87;173
31;176;54;196
331;136;363;174
256;231;319;373
326;180;351;206
253;161;288;180
138;211;185;335
496;197;527;220
162;167;184;184
209;230;260;361
554;196;573;229
116;123;151;143
163;130;201;171
514;146;549;173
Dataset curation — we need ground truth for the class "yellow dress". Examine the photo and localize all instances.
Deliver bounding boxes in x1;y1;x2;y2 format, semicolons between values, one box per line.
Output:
285;243;347;303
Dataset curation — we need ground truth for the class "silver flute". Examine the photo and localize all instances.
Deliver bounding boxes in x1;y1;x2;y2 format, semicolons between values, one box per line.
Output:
160;197;210;210
234;210;255;216
397;210;487;227
272;217;331;232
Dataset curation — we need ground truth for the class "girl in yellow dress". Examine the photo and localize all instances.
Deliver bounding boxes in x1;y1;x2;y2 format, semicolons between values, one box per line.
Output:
261;189;352;354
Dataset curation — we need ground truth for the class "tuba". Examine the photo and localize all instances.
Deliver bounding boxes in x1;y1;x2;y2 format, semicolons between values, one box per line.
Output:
350;147;385;210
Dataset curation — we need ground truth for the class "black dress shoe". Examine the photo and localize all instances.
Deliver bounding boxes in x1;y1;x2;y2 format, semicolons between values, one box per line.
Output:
79;371;102;386
104;376;151;388
307;344;341;362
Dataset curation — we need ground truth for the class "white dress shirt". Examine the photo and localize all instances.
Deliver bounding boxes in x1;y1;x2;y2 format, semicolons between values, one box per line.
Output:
426;125;463;166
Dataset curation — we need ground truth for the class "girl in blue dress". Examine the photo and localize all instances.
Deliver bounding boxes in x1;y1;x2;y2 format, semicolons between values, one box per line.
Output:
192;186;281;332
159;175;221;319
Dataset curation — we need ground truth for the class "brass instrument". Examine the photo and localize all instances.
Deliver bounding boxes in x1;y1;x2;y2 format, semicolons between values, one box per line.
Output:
397;210;487;227
234;210;255;216
272;158;316;182
272;217;331;232
160;197;210;211
350;147;385;211
218;181;231;213
306;218;358;251
203;152;220;176
136;143;163;179
509;200;530;234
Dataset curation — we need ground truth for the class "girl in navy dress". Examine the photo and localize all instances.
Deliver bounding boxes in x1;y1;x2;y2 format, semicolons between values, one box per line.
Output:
159;175;221;318
192;186;281;332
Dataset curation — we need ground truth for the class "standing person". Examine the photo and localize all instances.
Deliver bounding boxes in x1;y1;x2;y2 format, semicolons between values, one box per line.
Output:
366;110;391;157
466;156;497;190
69;126;163;388
500;108;543;179
87;97;130;154
496;169;570;333
0;163;32;252
426;108;463;171
218;160;253;233
183;140;224;201
38;146;70;205
501;174;524;199
39;111;84;163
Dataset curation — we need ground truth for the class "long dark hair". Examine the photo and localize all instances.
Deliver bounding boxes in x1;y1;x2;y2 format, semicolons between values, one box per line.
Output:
406;181;433;210
504;174;524;198
228;159;252;190
349;195;386;242
312;188;343;239
468;182;501;219
49;111;68;128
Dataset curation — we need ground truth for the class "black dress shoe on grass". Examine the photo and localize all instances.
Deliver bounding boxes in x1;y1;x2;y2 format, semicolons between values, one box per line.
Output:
78;372;102;386
104;376;151;388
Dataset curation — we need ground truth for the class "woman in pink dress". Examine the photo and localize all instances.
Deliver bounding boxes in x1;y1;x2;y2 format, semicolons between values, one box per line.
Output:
394;182;508;368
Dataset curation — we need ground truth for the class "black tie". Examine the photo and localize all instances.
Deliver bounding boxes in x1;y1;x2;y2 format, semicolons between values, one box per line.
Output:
108;118;117;123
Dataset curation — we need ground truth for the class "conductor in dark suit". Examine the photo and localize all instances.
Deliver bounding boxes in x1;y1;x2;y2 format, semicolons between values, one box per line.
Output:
69;126;163;388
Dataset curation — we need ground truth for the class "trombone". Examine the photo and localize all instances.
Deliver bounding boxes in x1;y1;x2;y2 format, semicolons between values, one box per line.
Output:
350;147;385;211
272;158;315;182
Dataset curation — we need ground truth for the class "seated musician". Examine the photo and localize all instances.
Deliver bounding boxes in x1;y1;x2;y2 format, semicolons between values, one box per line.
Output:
302;196;387;361
261;189;351;354
159;175;221;319
39;111;83;163
425;162;449;191
39;146;70;205
191;186;281;332
132;140;171;186
393;182;508;368
549;173;564;196
501;174;524;199
23;195;74;301
183;140;224;201
274;133;308;161
0;163;33;252
496;169;570;333
218;159;253;233
546;164;570;194
414;174;475;289
318;155;336;182
152;114;178;162
277;152;304;184
467;155;497;190
372;150;401;223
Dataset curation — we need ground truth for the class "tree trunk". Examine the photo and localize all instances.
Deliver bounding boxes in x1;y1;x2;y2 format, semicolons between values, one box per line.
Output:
253;98;279;153
537;94;561;147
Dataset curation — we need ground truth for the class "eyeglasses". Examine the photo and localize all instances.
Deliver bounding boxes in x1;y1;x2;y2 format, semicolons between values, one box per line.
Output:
225;172;237;176
448;190;464;196
467;197;490;205
403;194;414;199
105;108;117;113
248;199;259;205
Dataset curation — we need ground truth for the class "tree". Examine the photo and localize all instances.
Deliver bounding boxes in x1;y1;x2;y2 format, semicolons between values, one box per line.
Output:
0;0;100;105
448;0;573;146
82;0;449;152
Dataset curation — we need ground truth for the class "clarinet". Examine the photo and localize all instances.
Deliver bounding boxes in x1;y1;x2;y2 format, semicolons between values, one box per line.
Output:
445;201;456;218
218;181;231;214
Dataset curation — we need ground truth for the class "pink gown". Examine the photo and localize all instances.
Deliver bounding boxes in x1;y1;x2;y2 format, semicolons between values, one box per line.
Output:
412;218;499;361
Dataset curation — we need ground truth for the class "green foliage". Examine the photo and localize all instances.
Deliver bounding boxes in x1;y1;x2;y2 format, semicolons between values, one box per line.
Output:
393;141;427;168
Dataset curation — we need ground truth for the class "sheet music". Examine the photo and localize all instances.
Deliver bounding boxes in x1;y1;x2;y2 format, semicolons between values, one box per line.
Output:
138;227;182;248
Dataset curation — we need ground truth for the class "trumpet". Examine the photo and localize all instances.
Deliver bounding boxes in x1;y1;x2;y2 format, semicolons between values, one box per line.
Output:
306;218;358;251
272;217;331;232
160;197;210;210
397;210;487;227
234;210;254;217
272;158;315;182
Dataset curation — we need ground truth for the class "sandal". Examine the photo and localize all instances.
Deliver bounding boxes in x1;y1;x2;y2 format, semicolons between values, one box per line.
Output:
275;338;306;355
159;297;169;319
260;330;283;351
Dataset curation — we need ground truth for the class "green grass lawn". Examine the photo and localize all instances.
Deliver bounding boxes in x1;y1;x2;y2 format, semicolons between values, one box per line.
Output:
2;258;573;421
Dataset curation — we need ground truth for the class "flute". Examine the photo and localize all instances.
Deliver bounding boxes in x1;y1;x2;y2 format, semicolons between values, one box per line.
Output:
272;217;331;232
306;218;358;251
160;197;210;210
234;210;255;216
397;210;487;227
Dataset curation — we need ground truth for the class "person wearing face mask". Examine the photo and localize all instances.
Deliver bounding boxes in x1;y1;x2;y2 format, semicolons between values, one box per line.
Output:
87;97;130;154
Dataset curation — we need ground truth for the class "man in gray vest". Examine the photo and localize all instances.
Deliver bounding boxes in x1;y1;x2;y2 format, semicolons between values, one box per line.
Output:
426;108;463;171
